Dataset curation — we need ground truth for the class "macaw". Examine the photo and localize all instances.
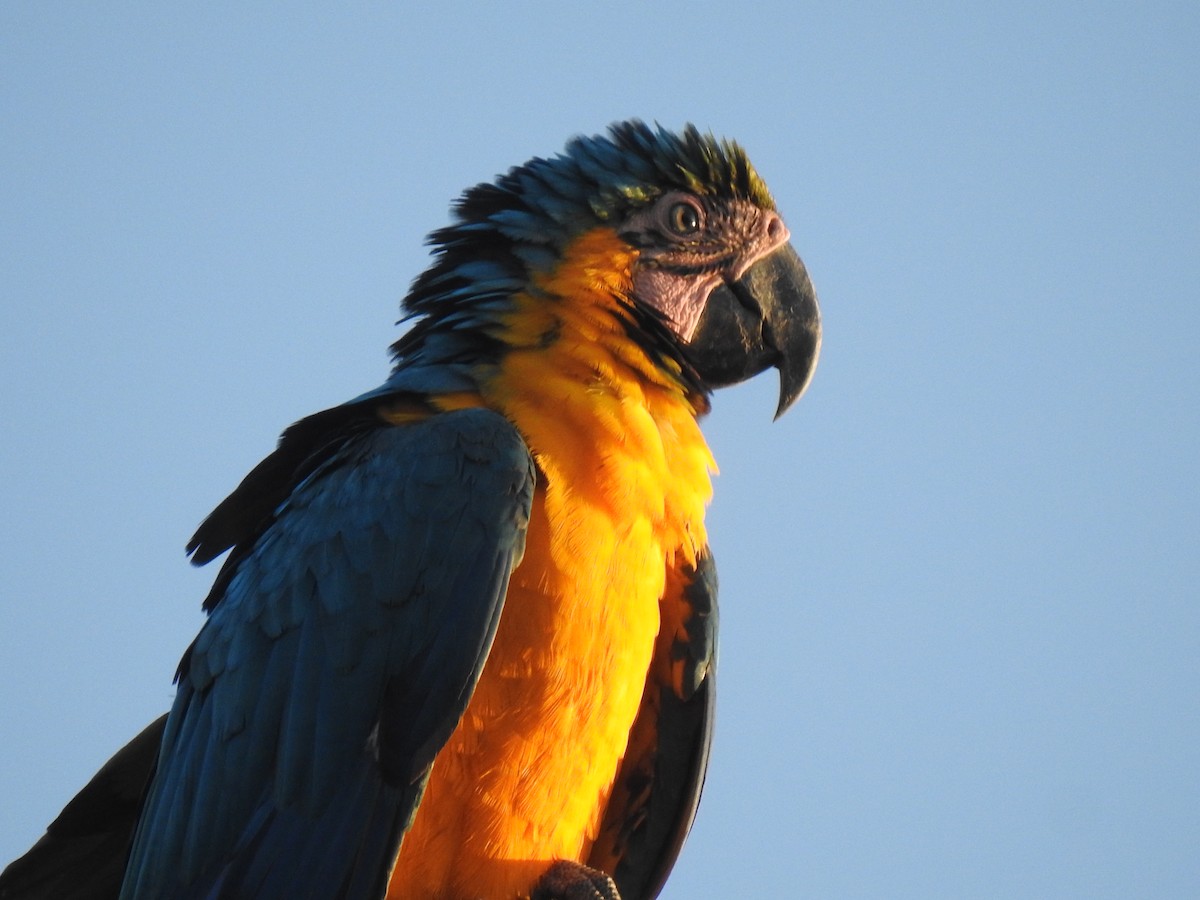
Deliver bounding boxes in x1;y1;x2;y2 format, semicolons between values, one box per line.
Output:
0;121;820;900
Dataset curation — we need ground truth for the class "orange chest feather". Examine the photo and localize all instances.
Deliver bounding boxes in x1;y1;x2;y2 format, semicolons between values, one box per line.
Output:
387;229;715;899
388;489;671;898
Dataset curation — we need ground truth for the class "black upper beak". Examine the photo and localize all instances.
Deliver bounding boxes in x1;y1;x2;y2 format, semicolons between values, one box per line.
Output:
687;243;822;418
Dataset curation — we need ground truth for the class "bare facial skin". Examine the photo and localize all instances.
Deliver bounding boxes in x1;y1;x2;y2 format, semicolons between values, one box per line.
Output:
624;192;790;340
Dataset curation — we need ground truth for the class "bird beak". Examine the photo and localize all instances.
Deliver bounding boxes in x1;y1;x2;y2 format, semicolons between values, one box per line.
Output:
687;243;822;418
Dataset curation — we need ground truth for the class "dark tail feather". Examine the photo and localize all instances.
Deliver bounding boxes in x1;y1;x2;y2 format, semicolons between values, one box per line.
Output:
0;715;166;900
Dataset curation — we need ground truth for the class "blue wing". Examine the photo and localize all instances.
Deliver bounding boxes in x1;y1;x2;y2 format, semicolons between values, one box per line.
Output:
118;407;535;900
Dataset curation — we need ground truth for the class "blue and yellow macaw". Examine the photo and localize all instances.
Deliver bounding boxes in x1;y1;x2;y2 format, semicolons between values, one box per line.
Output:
0;122;820;900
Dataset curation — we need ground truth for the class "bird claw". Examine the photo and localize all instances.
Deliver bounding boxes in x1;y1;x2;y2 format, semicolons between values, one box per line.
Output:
532;859;622;900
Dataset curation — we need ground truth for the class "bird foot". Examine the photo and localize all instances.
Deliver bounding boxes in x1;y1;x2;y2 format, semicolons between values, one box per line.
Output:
531;859;622;900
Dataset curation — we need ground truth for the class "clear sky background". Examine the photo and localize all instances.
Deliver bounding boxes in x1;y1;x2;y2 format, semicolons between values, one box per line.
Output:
2;4;1197;898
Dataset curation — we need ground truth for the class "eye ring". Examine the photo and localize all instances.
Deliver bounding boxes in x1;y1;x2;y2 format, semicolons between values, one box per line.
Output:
665;199;703;236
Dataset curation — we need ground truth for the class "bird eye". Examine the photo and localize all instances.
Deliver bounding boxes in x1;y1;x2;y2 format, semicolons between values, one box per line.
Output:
666;200;703;236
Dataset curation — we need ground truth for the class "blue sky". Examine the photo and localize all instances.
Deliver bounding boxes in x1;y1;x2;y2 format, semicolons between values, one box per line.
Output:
2;3;1197;897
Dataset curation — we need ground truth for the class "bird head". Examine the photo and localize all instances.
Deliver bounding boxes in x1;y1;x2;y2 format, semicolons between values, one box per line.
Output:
393;121;821;418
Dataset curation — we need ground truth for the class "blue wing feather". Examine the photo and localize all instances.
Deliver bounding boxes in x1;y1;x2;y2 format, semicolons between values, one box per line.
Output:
119;407;535;899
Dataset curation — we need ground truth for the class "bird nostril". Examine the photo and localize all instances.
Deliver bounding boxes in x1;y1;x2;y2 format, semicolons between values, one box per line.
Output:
766;214;787;243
